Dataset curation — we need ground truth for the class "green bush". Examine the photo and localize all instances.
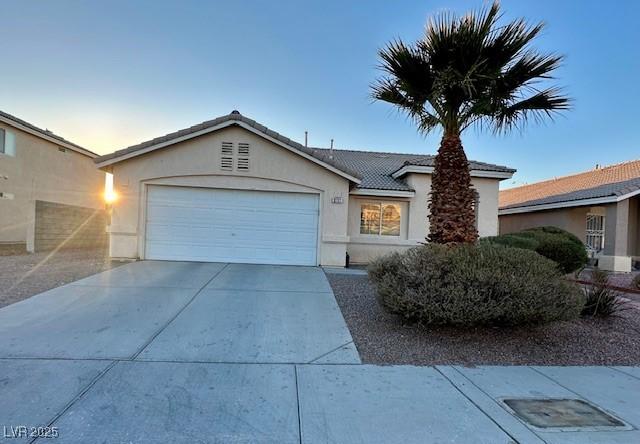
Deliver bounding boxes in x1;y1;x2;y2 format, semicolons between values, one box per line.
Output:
368;243;584;327
524;226;584;247
484;227;588;273
481;234;539;250
581;269;627;317
532;233;589;274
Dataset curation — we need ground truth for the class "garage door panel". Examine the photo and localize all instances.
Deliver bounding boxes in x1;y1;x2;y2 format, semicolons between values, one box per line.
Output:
145;186;319;265
147;207;317;226
146;227;318;248
147;224;317;244
146;225;317;245
145;243;316;265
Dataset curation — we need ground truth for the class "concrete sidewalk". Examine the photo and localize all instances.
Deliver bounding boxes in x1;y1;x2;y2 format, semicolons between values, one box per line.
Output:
0;262;638;443
2;360;638;443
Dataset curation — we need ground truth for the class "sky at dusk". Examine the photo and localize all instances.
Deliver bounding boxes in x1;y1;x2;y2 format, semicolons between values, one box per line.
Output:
1;0;638;188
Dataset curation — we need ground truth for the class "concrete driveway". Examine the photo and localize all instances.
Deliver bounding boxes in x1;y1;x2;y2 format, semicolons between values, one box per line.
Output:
0;261;359;363
1;261;639;443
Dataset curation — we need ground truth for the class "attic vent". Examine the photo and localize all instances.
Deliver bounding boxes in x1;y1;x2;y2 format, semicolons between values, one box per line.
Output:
221;141;233;155
238;142;250;156
220;142;234;170
237;142;250;171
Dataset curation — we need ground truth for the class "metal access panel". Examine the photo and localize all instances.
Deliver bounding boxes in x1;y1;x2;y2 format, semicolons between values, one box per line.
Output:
503;398;628;430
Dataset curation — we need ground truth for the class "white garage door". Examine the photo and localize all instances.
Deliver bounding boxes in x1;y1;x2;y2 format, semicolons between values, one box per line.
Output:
145;186;319;265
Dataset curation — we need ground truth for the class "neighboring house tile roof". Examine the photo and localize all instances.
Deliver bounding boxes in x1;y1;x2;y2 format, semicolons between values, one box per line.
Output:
0;110;96;157
95;110;514;191
500;159;640;210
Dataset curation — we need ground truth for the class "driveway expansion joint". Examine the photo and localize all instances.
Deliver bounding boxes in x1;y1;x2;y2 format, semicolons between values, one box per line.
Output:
204;287;334;294
294;365;303;444
435;366;541;444
306;341;357;364
129;263;230;361
27;360;119;444
609;366;640;381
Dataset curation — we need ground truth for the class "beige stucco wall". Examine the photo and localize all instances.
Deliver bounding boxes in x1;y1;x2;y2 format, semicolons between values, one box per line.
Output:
107;125;351;266
346;175;503;264
0;122;104;244
630;196;640;258
604;197;639;259
499;201;639;271
499;206;596;242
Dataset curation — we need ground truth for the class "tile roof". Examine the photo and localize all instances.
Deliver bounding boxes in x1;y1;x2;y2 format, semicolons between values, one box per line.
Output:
311;149;422;191
500;160;640;210
95;111;361;180
0;110;96;157
400;156;515;173
311;149;514;191
95;111;514;190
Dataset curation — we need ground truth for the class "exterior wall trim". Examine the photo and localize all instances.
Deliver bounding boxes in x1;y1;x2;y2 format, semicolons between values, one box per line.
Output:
0;115;97;158
96;120;361;184
499;189;640;215
350;189;415;198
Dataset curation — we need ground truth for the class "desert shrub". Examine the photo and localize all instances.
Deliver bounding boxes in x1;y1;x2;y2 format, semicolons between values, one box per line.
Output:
531;233;589;274
481;234;539;250
484;227;588;273
581;268;627;317
368;243;584;327
524;226;584;248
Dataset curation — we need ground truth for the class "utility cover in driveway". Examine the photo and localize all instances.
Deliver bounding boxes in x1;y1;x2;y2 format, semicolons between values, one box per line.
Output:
503;398;626;429
145;186;319;265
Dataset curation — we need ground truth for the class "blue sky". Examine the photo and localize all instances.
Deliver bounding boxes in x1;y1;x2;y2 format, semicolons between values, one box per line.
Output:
1;0;638;188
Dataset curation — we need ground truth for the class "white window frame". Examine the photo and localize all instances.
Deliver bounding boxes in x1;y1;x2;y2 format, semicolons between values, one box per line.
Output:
359;201;402;237
472;189;480;229
585;213;605;253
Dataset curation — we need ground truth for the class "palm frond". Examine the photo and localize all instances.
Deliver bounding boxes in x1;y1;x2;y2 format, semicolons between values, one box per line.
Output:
484;18;544;71
371;1;570;136
492;87;570;133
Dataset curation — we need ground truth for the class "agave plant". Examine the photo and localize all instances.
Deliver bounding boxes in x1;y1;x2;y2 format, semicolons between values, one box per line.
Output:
581;268;628;318
372;1;570;243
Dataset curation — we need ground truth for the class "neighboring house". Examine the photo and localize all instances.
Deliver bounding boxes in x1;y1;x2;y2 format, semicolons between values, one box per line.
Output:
0;111;106;253
95;111;514;266
499;160;640;272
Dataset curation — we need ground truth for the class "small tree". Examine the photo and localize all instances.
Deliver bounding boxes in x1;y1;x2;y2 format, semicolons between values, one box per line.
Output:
372;2;569;243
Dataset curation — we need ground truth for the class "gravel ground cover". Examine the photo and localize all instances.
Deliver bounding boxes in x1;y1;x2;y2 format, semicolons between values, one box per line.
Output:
0;248;125;308
574;268;640;303
328;273;640;366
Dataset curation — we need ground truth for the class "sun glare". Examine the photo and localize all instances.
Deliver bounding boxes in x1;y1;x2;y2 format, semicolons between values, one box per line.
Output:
104;189;118;204
104;173;118;204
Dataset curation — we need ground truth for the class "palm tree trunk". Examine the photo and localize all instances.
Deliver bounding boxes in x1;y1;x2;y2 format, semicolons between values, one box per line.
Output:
428;133;478;244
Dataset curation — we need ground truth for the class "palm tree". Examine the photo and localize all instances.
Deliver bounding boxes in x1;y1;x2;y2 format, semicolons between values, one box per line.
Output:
372;1;569;244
